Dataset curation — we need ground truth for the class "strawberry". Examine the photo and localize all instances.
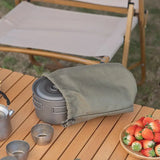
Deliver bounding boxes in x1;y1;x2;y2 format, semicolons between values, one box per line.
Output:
139;116;145;121
142;140;155;149
142;128;154;140
131;141;142;151
143;117;154;126
155;119;160;124
134;119;144;128
141;148;156;157
123;135;135;146
125;125;137;136
134;117;145;128
153;133;160;143
148;121;160;132
155;144;160;156
134;126;143;140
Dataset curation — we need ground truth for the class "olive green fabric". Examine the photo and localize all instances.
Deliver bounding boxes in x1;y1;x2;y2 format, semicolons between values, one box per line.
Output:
43;63;137;127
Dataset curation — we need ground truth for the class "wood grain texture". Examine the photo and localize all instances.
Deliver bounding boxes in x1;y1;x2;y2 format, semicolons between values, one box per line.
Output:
42;122;85;160
59;117;104;160
93;105;144;160
0;68;12;82
31;0;128;14
0;72;23;93
0;69;156;160
76;115;121;160
122;3;134;67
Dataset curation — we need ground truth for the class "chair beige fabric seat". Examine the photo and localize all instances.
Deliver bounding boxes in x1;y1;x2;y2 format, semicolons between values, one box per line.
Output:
0;1;137;59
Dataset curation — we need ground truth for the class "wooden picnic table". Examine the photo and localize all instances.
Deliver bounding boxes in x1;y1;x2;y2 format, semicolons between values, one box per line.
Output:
0;67;159;160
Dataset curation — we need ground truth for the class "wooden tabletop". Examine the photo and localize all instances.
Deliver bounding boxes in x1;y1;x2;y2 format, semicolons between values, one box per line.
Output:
0;67;159;160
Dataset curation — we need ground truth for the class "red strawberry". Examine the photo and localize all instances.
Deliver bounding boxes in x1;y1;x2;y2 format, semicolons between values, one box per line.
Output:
141;148;156;157
155;119;160;124
143;117;154;126
155;144;160;156
131;141;142;151
142;128;154;140
123;135;135;146
125;125;137;136
142;140;155;149
148;121;160;132
139;116;145;121
153;133;160;143
134;126;143;140
134;117;145;128
135;119;144;128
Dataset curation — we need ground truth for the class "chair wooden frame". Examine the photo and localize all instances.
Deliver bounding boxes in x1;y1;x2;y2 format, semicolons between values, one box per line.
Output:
0;0;146;84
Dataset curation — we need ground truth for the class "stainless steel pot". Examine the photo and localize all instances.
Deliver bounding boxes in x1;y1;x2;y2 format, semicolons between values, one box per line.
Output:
0;91;14;140
32;77;67;125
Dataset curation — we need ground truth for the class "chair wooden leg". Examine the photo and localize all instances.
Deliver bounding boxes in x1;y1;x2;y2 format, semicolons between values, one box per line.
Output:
138;0;146;85
29;55;64;70
29;55;41;66
122;3;134;67
138;23;146;85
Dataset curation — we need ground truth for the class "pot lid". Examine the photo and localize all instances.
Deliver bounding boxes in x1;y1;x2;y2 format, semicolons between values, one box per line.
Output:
33;77;65;101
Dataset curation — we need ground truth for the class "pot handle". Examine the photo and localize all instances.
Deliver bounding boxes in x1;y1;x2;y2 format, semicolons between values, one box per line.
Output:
0;91;10;105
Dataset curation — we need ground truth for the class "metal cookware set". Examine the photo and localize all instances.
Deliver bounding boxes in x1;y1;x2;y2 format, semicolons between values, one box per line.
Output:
32;77;67;124
0;85;54;160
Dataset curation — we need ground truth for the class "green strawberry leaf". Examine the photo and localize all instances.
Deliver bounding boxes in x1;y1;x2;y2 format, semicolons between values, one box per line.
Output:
149;149;156;157
132;142;142;152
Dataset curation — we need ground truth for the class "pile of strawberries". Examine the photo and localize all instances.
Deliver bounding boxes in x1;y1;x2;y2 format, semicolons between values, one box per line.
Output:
123;115;160;157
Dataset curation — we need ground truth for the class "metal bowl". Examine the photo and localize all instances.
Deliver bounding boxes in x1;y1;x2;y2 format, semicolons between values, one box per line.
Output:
6;140;30;160
31;123;54;145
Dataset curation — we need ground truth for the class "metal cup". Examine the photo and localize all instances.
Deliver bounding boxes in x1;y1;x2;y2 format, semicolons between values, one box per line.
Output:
0;156;17;160
0;104;14;141
31;123;54;145
6;140;30;160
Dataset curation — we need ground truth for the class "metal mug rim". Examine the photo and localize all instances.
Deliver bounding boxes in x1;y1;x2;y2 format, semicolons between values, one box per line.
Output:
6;140;30;154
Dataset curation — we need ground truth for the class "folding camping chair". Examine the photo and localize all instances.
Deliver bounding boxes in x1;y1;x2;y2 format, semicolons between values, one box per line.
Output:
0;0;147;84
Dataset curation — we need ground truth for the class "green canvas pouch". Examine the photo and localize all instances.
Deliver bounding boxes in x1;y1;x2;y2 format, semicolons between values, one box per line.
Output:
43;63;137;127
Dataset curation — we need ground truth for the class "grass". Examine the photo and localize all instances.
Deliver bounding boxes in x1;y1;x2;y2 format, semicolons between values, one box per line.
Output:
0;0;160;108
2;56;17;69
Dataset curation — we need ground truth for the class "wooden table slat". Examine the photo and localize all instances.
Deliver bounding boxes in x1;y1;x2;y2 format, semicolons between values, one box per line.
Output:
93;105;142;160
0;68;12;82
41;122;85;160
0;68;159;160
0;75;34;105
0;72;23;94
10;82;35;113
59;116;105;160
76;115;121;160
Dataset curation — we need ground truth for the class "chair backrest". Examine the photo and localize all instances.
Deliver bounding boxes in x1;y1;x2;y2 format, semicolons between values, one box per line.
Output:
19;0;139;14
73;0;139;11
74;0;136;9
